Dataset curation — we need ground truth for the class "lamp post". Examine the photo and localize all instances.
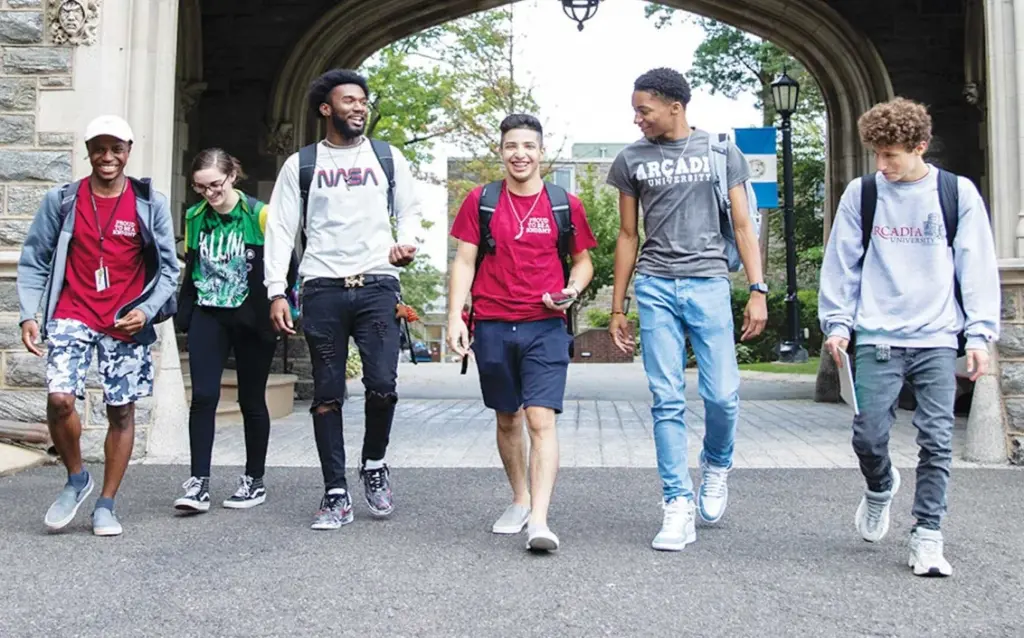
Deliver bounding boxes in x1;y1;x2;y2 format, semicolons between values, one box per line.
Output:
771;70;808;364
561;0;602;31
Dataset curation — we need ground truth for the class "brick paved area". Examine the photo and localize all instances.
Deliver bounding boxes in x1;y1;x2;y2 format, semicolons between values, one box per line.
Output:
192;398;980;470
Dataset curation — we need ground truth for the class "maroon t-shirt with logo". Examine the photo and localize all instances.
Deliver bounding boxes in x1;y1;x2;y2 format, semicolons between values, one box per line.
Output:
450;182;597;322
53;180;145;341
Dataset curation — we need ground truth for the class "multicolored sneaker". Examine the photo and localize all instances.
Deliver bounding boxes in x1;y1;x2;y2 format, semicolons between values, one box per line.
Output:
310;489;354;530
360;464;394;517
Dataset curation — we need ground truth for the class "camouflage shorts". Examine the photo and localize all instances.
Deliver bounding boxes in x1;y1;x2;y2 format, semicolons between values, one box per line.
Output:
45;319;153;406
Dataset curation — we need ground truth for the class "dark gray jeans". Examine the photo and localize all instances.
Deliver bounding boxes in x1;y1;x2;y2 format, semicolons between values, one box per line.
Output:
852;345;957;530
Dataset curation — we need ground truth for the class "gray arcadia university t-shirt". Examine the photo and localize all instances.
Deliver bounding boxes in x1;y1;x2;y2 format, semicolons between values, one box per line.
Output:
606;129;750;278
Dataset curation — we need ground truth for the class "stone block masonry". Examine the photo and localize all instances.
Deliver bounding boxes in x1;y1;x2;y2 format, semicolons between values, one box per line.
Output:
0;2;134;462
999;280;1024;465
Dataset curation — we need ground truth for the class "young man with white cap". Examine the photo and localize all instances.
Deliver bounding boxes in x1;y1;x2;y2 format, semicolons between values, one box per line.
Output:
16;115;179;536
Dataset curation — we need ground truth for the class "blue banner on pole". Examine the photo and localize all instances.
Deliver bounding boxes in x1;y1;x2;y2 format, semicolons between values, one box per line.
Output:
734;127;778;209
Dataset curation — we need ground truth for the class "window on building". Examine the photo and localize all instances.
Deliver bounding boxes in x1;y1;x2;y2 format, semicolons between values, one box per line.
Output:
545;166;575;193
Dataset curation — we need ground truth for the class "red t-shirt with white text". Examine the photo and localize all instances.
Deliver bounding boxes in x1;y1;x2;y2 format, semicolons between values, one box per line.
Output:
53;180;146;341
450;182;598;322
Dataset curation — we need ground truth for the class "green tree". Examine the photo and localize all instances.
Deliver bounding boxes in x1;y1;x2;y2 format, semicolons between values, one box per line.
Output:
573;164;620;311
358;8;542;314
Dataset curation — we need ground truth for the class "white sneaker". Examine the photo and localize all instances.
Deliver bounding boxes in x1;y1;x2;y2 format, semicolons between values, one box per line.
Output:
697;462;730;523
492;503;530;535
855;467;901;542
909;527;953;577
526;524;560;551
651;497;696;551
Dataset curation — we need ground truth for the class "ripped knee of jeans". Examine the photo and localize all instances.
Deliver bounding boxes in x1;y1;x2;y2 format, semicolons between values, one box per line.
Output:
365;389;398;409
310;399;342;416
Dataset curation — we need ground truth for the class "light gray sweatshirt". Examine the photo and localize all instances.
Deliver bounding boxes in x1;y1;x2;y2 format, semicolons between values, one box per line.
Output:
818;166;1000;351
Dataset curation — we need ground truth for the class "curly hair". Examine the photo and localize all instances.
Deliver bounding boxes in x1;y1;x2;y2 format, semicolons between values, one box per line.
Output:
634;67;691;106
857;97;932;151
307;69;369;115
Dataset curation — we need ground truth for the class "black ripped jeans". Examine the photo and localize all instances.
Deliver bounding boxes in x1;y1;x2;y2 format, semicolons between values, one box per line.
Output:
301;275;401;492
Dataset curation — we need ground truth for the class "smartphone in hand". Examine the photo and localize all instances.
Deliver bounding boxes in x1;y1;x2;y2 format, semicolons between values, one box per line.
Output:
547;291;576;307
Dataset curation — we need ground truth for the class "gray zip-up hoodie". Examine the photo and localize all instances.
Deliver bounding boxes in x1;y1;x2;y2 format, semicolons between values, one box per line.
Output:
818;166;999;351
16;177;180;346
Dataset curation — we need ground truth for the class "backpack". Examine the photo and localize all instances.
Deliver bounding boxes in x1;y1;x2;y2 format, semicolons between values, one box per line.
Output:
858;169;966;356
459;180;576;375
296;139;396;248
707;132;762;272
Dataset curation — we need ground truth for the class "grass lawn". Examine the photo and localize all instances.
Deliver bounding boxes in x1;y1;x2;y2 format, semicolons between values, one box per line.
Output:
739;357;820;375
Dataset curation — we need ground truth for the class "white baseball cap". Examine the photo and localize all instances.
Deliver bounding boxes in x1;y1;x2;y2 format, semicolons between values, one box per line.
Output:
84;115;134;143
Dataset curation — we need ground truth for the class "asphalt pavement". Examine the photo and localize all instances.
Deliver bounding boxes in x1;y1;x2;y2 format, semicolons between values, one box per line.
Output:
2;465;1021;637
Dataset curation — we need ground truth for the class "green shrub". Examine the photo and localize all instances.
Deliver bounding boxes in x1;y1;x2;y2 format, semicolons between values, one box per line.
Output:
346;346;362;379
729;287;822;363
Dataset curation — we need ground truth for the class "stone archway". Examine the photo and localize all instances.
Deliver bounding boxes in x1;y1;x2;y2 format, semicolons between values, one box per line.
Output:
172;0;205;240
263;0;894;237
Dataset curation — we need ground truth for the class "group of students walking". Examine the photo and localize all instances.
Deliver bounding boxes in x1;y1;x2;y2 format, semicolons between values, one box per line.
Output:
16;66;999;576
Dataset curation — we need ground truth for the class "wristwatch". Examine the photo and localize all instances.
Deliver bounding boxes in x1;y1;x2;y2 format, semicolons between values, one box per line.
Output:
749;283;768;295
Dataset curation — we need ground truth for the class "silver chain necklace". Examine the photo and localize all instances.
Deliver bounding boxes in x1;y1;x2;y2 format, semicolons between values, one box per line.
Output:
504;184;544;240
323;136;364;190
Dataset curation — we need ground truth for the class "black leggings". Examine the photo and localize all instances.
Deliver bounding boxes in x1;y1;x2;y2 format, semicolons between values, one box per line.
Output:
187;307;277;478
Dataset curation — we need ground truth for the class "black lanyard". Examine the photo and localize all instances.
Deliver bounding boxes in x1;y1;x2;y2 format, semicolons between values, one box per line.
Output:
89;181;127;266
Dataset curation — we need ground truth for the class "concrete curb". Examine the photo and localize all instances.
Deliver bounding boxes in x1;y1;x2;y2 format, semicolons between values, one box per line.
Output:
0;442;52;477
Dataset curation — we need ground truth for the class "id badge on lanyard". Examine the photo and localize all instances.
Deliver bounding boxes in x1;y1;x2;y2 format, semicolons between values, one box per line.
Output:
90;182;126;293
94;264;110;292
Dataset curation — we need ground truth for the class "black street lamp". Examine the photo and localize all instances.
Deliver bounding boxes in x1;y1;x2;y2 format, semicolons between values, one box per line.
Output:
561;0;602;31
771;70;808;364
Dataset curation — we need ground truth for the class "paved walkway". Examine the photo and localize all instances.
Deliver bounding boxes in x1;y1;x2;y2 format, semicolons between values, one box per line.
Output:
189;397;981;470
3;466;1022;637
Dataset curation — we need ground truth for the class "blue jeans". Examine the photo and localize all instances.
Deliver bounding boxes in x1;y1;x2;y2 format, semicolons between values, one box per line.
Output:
852;345;956;530
634;274;739;502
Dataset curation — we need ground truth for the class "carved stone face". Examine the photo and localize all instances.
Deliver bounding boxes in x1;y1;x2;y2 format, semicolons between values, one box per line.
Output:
58;1;86;35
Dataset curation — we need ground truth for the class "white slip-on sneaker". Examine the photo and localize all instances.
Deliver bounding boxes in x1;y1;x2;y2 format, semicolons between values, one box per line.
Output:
492;503;530;534
526;524;560;551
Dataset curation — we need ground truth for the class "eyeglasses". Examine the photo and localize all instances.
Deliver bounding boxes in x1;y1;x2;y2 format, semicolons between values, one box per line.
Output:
192;177;228;195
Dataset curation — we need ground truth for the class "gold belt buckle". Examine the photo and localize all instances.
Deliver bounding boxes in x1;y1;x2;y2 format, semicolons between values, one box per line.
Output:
344;274;365;288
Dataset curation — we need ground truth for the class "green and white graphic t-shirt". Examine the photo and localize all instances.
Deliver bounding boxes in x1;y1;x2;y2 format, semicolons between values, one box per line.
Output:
193;204;250;308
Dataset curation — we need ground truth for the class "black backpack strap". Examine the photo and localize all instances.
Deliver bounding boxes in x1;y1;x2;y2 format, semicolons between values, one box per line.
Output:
937;169;959;248
297;143;318;248
859;174;877;259
369;139;396;219
545;182;573;261
461;181;503;375
477;180;502;259
543;182;576;357
937;169;966;356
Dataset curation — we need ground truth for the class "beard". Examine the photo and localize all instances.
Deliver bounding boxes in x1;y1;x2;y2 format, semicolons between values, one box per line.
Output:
332;112;365;140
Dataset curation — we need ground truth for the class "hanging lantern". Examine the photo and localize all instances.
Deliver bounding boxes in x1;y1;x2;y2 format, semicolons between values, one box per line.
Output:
561;0;602;32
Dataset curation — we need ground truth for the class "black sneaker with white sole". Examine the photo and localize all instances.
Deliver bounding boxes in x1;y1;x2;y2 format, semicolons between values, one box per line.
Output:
174;476;210;513
223;475;266;509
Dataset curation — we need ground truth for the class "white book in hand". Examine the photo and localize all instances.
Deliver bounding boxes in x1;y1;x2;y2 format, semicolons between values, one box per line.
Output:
837;349;859;416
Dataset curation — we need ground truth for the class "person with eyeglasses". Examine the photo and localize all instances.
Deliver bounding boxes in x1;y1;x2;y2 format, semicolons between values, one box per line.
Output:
173;148;297;513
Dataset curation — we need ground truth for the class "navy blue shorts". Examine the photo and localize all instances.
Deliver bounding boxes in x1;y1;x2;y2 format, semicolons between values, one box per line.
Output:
471;318;572;414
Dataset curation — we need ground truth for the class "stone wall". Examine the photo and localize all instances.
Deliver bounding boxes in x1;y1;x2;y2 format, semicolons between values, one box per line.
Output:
0;0;159;460
998;270;1024;465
